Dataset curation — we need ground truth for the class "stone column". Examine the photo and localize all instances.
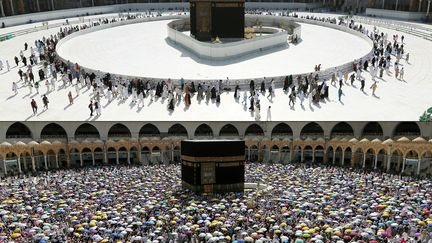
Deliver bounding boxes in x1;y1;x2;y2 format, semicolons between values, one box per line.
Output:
419;0;423;11
51;0;54;10
127;150;131;164
0;0;5;17
395;0;399;10
17;156;22;173
36;0;40;12
374;154;378;170
401;156;406;173
44;155;48;170
300;148;304;163
2;154;7;175
323;150;328;163
416;155;422;175
332;150;336;164
104;147;108;164
386;151;392;172
312;149;315;163
79;153;83;167
341;150;345;166
116;150;119;165
9;0;14;15
362;153;366;168
427;0;431;15
382;0;385;9
277;149;281;163
92;152;95;166
31;155;36;171
92;0;95;7
55;153;59;169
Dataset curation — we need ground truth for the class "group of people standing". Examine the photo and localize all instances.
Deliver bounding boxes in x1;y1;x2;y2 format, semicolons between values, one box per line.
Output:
1;11;411;120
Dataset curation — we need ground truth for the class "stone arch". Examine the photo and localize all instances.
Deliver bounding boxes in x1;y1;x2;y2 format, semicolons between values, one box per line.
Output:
40;123;67;139
364;148;375;170
219;124;239;137
270;145;279;163
107;147;117;165
271;123;293;138
194;124;213;138
376;148;387;171
6;122;32;139
280;145;291;163
393;122;421;139
168;123;188;137
75;123;100;140
249;145;259;162
245;124;264;137
108;123;131;139
118;147;128;164
330;122;354;138
141;146;151;165
81;148;93;167
362;122;383;139
300;122;324;139
139;123;160;137
94;147;104;166
343;147;352;166
314;145;325;163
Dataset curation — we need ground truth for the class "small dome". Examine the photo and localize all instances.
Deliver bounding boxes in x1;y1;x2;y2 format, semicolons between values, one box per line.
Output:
40;140;51;145
52;140;62;145
340;138;348;142
316;137;325;142
360;138;370;143
81;139;91;144
27;141;39;146
371;138;382;143
282;138;292;142
15;141;27;146
349;138;359;143
304;137;313;142
397;137;410;142
1;142;12;146
93;139;104;144
382;139;394;145
412;137;426;142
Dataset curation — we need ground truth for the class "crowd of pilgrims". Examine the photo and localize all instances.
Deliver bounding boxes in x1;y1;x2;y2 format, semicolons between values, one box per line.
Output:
0;163;431;242
3;11;408;118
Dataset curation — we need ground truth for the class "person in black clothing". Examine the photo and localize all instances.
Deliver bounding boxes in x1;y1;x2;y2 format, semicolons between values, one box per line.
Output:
249;80;255;92
22;56;27;66
234;85;240;99
29;71;34;82
24;42;28;51
89;101;94;116
14;56;19;66
42;95;49;109
283;76;289;91
210;87;216;99
260;81;265;93
18;69;23;81
38;69;45;81
350;73;355;85
360;79;365;91
249;97;254;111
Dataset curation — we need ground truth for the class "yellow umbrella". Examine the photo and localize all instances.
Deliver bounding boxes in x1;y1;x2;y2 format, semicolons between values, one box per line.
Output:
11;233;21;238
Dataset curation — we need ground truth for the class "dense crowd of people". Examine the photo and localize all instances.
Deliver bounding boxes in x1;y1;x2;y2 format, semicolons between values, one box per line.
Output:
0;10;411;120
0;163;430;242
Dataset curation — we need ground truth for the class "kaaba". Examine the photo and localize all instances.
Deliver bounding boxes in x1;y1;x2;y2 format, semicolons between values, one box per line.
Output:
181;140;245;193
190;0;245;41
